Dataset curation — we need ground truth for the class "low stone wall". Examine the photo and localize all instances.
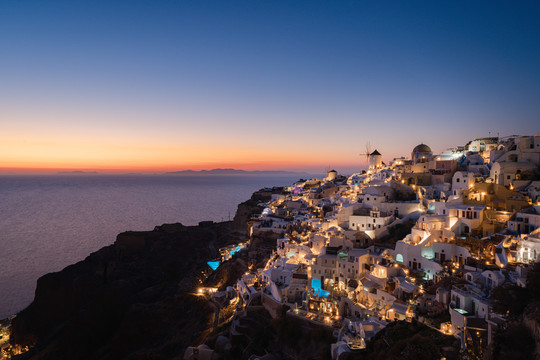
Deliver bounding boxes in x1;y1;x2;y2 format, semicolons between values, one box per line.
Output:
261;293;288;319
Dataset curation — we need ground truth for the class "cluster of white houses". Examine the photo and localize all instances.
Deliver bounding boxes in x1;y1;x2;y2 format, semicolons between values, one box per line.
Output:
206;135;540;359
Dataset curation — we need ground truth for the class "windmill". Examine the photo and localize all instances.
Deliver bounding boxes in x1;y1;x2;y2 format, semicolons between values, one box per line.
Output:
359;142;372;170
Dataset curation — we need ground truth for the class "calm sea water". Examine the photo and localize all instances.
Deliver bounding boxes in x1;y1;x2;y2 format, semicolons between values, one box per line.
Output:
0;174;303;319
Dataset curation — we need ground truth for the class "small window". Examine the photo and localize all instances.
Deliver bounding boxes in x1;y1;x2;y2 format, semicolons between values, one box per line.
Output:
457;178;460;183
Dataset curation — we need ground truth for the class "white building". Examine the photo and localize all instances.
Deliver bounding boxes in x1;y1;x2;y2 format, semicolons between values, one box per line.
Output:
349;208;394;232
452;171;475;196
490;161;538;187
515;235;540;263
507;209;540;234
447;204;485;236
394;233;471;280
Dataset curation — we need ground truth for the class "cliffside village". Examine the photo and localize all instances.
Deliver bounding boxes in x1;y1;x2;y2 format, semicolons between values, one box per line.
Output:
188;134;540;360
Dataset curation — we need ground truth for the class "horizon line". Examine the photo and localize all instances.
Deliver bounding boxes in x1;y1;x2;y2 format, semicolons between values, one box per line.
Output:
0;167;347;176
0;165;366;174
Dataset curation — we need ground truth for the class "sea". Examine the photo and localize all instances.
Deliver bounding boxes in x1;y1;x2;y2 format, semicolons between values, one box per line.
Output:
0;174;308;319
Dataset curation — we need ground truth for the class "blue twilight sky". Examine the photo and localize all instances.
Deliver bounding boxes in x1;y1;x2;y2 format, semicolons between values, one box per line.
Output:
1;1;539;173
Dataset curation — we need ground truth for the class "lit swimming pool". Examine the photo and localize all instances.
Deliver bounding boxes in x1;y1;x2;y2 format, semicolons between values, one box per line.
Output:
230;245;243;256
209;244;245;271
311;278;330;297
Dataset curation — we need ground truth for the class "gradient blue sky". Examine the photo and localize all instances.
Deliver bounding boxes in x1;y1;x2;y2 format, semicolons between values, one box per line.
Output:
1;1;539;173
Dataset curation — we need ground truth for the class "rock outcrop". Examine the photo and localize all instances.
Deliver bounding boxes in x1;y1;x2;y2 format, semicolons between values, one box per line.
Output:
232;189;273;234
203;258;249;291
11;222;234;360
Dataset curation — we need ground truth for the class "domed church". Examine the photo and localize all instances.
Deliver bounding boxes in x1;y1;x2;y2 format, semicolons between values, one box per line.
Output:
411;143;433;164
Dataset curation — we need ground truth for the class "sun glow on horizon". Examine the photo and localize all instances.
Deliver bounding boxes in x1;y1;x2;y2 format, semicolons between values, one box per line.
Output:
0;125;376;174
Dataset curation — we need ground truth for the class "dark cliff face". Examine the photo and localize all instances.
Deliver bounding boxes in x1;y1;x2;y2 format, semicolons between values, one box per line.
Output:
10;222;234;360
232;190;272;234
202;258;249;291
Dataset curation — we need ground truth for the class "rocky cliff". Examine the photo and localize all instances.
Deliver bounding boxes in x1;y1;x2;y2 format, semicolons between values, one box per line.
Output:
9;187;285;359
10;221;237;360
232;189;275;234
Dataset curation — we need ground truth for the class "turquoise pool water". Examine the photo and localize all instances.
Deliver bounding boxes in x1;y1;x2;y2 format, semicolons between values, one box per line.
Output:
311;278;330;297
230;245;243;256
207;244;245;271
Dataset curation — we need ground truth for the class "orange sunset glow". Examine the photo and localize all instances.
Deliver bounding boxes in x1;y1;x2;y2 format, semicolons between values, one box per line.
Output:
0;135;356;173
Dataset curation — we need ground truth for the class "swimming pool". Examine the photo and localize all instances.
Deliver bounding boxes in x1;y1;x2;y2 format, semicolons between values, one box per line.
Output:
311;278;330;297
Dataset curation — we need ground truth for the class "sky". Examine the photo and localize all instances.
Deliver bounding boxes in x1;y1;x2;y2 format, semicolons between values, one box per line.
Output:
1;0;539;174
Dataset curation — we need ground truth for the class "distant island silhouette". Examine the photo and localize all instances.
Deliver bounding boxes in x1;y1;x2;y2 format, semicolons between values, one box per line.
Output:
57;171;100;175
49;169;317;176
165;168;313;176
